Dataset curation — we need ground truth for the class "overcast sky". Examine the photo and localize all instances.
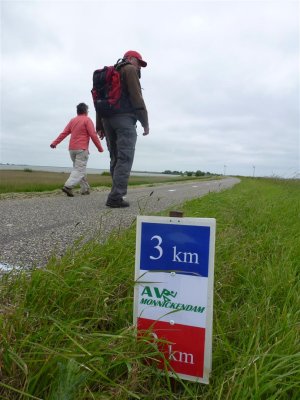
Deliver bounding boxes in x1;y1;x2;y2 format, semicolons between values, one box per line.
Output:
1;0;299;177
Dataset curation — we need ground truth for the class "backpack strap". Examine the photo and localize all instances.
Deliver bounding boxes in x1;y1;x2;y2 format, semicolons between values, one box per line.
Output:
114;58;131;71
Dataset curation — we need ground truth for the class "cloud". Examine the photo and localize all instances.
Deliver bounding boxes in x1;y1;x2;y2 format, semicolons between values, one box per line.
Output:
1;0;299;178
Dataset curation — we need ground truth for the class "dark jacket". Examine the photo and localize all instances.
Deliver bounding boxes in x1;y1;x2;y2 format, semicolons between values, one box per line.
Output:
96;63;149;131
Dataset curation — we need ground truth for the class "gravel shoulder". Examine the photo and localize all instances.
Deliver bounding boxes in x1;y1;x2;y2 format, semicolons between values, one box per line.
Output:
0;177;240;269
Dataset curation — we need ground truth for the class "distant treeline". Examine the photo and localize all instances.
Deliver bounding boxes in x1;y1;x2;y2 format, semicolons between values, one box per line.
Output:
162;170;219;177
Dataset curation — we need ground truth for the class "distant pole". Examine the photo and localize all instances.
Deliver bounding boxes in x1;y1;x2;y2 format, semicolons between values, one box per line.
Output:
253;165;255;177
224;165;227;176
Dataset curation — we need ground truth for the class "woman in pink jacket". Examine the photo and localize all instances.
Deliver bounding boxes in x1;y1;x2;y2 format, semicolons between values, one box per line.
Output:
50;103;104;197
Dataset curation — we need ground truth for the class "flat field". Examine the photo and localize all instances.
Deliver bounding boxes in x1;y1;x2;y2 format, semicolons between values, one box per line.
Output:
0;178;299;399
0;170;214;194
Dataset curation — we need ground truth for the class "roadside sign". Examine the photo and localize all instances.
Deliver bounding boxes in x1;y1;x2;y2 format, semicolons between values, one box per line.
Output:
134;215;216;383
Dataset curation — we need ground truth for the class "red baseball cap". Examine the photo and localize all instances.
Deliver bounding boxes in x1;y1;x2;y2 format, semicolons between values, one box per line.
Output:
123;50;147;67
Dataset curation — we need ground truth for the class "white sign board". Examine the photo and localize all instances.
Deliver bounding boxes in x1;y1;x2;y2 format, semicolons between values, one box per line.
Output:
134;215;216;383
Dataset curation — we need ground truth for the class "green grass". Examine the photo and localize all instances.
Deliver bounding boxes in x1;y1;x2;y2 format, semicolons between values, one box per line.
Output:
0;178;299;399
0;170;216;194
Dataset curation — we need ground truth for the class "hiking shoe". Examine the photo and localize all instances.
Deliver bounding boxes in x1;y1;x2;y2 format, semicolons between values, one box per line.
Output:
81;190;90;195
106;198;130;208
62;186;74;197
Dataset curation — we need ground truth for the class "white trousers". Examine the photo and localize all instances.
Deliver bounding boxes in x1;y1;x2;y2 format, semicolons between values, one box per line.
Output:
65;150;90;193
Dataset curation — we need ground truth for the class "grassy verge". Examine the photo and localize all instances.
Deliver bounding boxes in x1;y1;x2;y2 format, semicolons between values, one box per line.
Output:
0;170;216;194
0;178;299;399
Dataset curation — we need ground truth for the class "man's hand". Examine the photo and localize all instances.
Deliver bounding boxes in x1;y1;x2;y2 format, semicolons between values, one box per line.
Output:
143;126;150;136
50;144;56;149
97;130;105;140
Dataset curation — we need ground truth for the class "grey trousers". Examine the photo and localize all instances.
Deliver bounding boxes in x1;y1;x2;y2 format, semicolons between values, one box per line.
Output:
102;115;137;201
65;149;90;193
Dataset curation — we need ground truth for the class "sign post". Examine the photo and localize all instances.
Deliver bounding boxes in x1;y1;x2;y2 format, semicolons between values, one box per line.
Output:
134;215;216;383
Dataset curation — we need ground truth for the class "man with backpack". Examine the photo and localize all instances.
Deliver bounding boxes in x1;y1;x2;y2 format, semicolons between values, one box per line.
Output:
94;50;149;208
50;103;104;197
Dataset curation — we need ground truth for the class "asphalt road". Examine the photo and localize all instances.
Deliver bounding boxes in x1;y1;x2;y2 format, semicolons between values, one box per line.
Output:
0;177;240;269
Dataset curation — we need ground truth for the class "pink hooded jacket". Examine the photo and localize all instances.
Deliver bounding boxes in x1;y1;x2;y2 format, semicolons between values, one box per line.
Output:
51;115;103;152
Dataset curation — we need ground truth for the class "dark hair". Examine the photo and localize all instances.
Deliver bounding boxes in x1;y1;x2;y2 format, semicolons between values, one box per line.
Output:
76;103;88;115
